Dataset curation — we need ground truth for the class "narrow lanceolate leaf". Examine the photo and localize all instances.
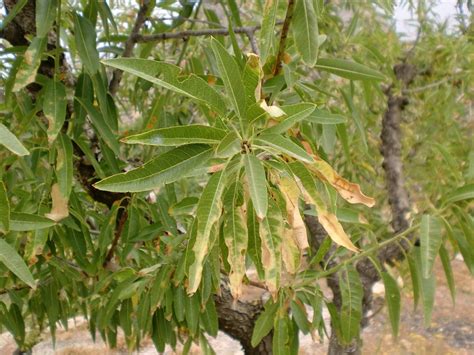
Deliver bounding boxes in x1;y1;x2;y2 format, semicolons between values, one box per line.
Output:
210;38;247;121
259;200;283;296
310;155;375;207
45;183;69;222
251;300;279;347
315;58;385;81
293;0;319;66
438;244;456;304
381;272;401;339
74;14;100;74
75;98;120;155
444;183;474;203
262;103;316;134
43;80;67;143
243;53;263;105
0;239;35;288
288;161;325;209
223;181;248;299
420;214;443;279
339;266;363;344
278;176;309;250
13;36;47;91
317;209;359;252
6;213;55;231
247;200;264;279
273;316;291;355
102;58;226;115
188;171;227;294
56;133;73;199
244;154;268;220
259;0;278;64
254;134;314;163
306;109;347;125
0;123;29;156
36;0;57;38
122;125;226;147
413;247;436;326
0;182;9;233
95;145;213;193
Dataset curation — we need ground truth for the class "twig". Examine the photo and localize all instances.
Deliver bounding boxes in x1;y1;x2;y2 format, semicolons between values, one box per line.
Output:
109;0;151;95
103;207;129;267
273;0;295;77
134;23;275;43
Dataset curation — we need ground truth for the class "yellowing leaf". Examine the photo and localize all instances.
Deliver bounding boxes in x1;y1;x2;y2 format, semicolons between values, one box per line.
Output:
317;208;359;253
278;177;309;250
281;227;301;274
259;100;286;118
45;183;69;222
310;155;375;207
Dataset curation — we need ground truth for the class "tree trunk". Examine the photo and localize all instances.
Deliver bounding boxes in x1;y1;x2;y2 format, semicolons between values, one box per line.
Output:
215;278;272;354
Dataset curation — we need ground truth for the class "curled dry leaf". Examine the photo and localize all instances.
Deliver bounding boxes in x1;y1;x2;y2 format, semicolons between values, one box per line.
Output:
310;155;375;208
259;100;286;118
279;177;309;250
45;183;69;222
317;208;359;253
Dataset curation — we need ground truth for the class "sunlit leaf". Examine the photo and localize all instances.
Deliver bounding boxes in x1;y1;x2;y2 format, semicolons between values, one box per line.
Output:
122;125;226;146
316;58;385;81
0;123;29;156
259;0;278;64
420;214;443;279
293;0;319;66
244;153;268;220
3;213;56;231
255;134;314;163
95;145;214;193
43;79;67;143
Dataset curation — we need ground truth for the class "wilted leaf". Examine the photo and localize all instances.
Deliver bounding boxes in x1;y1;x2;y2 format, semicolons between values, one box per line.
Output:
259;100;286;118
310;155;375;207
188;171;227;294
317;209;359;252
45;183;69;222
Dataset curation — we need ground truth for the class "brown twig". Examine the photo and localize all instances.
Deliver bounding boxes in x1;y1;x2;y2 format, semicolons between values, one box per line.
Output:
109;0;151;95
272;0;295;77
103;206;129;267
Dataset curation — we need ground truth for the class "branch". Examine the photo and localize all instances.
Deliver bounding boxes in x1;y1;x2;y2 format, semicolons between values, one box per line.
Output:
109;0;151;95
273;0;295;77
133;23;281;43
103;206;129;267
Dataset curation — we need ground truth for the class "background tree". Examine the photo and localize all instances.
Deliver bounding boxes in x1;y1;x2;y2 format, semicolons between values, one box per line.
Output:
0;0;472;354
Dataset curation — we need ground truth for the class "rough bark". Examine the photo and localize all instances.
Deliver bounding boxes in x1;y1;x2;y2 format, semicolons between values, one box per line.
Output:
215;278;272;354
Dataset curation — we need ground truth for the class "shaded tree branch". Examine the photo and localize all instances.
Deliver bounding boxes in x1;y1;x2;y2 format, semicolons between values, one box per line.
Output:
273;0;295;76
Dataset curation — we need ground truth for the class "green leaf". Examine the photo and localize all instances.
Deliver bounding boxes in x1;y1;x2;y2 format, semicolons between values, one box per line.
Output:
0;182;9;233
259;0;278;63
381;272;401;338
306;109;347;124
420;214;443;279
254;134;314;163
413;247;436;326
184;293;200;335
102;58;226;115
290;300;310;334
0;239;35;288
216;131;241;158
43;79;67;143
210;38;247;123
262;103;316;134
73;13;100;75
247;200;264;279
273;316;290;355
75;97;120;155
316;58;385;81
36;0;57;38
122;125;226;146
339;265;363;344
13;36;47;91
444;183;474;204
293;0;319;66
244;153;268;220
56;133;73;199
438;244;456;304
188;171;227;294
0;123;29;156
223;181;248;298
251;300;278;347
95;145;213;193
259;199;283;295
4;212;56;231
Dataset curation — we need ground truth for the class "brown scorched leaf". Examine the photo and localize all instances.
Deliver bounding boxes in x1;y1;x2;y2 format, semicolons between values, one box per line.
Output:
45;183;69;222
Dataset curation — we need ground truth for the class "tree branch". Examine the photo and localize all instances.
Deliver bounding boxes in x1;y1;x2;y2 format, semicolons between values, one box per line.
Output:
273;0;295;77
109;0;151;95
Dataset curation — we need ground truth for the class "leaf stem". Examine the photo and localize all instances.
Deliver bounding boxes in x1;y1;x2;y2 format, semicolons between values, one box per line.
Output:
272;0;295;77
